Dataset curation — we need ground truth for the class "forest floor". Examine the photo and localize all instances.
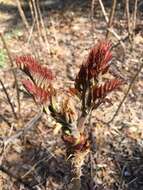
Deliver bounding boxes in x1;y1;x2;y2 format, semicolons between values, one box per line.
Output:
0;1;143;190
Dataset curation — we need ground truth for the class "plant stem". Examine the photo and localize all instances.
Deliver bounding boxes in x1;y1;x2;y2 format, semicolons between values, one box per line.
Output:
16;0;30;32
0;33;21;119
106;0;117;39
0;79;17;119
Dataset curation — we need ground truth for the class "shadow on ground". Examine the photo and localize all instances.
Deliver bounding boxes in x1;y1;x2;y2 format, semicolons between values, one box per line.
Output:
0;0;135;32
2;134;143;190
0;0;90;31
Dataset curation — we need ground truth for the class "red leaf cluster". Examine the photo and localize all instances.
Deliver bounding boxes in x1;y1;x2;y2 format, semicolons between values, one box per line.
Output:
92;79;123;101
75;41;112;92
85;40;112;78
16;55;54;104
22;80;50;104
75;40;123;108
16;55;53;89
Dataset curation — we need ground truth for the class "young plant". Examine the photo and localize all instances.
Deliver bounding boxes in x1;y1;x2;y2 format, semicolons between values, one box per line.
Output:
15;40;123;188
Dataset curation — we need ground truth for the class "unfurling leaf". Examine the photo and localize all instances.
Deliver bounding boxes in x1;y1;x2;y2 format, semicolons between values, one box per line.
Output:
16;55;54;89
85;40;112;78
92;79;123;101
61;98;77;123
75;41;112;93
22;79;50;104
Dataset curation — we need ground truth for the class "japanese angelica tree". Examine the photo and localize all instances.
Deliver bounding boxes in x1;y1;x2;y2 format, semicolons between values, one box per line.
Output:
16;40;123;184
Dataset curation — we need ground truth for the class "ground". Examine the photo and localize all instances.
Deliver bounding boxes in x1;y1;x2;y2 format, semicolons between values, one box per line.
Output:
0;0;143;190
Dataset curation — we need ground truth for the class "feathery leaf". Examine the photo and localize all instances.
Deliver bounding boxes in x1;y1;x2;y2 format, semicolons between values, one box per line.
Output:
22;79;50;104
92;79;123;100
16;55;53;89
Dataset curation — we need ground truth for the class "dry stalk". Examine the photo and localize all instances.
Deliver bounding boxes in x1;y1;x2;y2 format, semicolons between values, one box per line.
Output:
0;33;21;119
29;0;35;22
0;79;17;119
108;57;143;124
31;0;43;44
91;0;97;42
27;19;36;44
98;0;125;50
36;0;50;52
106;0;117;39
125;0;132;42
111;33;130;49
107;28;125;50
98;0;109;22
91;0;96;19
133;0;138;37
0;114;11;127
16;0;30;32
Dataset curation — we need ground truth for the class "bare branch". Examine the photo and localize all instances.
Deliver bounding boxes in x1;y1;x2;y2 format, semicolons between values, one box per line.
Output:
108;58;143;124
31;0;43;44
0;79;17;119
125;0;132;42
133;0;138;35
36;0;50;52
106;0;117;39
98;0;125;49
0;33;21;118
16;0;30;32
0;114;11;127
98;0;109;22
108;28;125;49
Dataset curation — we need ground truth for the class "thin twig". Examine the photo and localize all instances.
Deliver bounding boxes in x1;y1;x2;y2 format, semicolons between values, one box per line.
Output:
16;0;30;32
108;58;143;124
98;0;125;49
0;79;17;119
125;0;132;42
111;24;142;49
133;0;138;37
0;33;21;119
27;18;36;44
29;0;35;22
88;111;95;188
2;110;43;146
36;0;50;52
91;0;96;41
0;114;11;127
107;28;125;50
106;0;117;39
21;155;53;179
31;0;43;44
111;33;130;49
98;0;109;22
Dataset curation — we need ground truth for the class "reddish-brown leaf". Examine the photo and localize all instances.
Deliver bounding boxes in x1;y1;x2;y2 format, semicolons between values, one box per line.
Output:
75;41;112;92
93;79;123;100
16;55;53;89
86;40;112;78
67;87;80;96
22;79;50;104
